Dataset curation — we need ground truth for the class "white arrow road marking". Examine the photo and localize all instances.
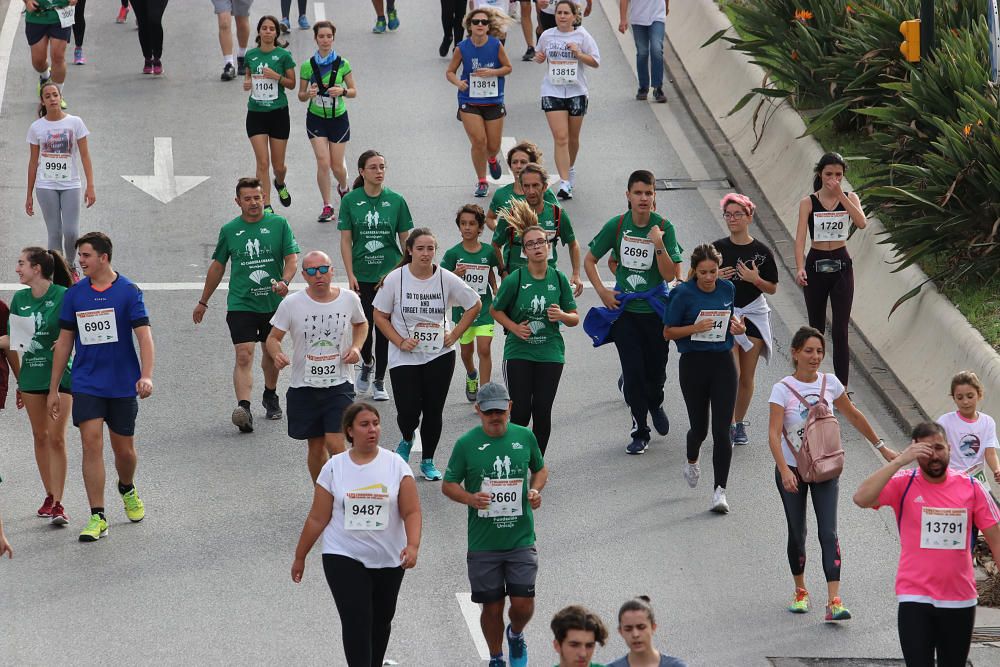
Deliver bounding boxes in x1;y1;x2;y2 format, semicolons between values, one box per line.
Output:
122;138;209;204
0;0;21;114
490;136;562;188
456;592;491;661
315;2;326;21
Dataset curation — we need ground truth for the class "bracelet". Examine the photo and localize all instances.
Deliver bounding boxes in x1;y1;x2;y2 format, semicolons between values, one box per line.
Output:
198;301;209;308
872;438;885;449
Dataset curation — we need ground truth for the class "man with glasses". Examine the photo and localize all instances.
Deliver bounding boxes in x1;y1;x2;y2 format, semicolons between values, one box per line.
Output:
443;382;549;667
266;251;368;482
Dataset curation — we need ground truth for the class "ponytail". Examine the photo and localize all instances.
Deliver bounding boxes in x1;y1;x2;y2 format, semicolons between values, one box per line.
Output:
22;246;72;287
354;149;385;191
49;250;73;287
38;81;61;118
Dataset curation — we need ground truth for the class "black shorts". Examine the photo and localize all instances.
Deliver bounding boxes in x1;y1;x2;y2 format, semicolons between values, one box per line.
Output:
306;110;351;144
72;393;139;436
246;108;291;140
537;11;556;31
20;386;71;395
26;22;71;47
286;384;354;440
457;103;506;122
226;310;275;344
744;318;762;340
541;95;588;116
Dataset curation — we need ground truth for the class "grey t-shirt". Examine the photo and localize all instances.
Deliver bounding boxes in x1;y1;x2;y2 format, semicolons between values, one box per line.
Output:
607;655;687;667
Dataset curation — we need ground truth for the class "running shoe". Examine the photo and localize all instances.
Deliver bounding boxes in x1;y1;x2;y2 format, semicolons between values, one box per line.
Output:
732;421;749;446
789;588;810;614
237;56;246;76
221;63;236;81
276;183;291;207
152;59;163;75
38;494;54;518
825;597;852;622
439;35;451;57
49;502;68;526
626;437;648;455
74;48;85;65
279;17;291;33
650;406;669;436
317;205;334;223
116;6;129;23
121;488;145;522
372;380;389;401
232;405;254;433
710;486;730;514
465;371;479;402
488;156;502;180
337;183;350;199
143;58;154;74
488;658;506;667
79;513;108;542
263;204;274;215
521;47;535;62
372;17;387;34
507;625;527;667
557;185;573;200
653;87;667;103
298;15;310;30
356;363;373;394
568;166;577;189
396;439;413;463
474;181;489;198
60;97;67;109
387;9;400;31
636;87;649;101
420;459;443;481
263;393;283;420
683;462;700;488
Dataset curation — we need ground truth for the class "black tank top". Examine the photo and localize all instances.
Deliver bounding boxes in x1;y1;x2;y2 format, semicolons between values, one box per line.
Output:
808;194;846;240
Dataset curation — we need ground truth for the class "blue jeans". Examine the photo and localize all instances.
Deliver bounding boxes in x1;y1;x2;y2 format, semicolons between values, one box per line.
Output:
632;21;665;90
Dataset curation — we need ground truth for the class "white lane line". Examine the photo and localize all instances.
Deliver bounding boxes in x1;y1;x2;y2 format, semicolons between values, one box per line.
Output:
0;0;22;113
314;2;326;21
1;281;618;292
455;592;491;661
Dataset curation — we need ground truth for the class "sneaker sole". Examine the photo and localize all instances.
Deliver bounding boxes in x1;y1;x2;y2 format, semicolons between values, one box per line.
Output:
789;607;809;614
232;408;254;433
126;514;145;523
626;448;647;455
50;515;69;526
710;503;729;514
265;408;283;420
79;529;108;542
421;472;443;481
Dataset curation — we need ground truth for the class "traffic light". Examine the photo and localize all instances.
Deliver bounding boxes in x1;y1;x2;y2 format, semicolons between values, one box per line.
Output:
900;19;921;62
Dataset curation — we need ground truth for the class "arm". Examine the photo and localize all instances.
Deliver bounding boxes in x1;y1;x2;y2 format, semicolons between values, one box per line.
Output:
985;448;1000;484
768;402;799;493
0;513;11;559
735;261;777;295
648;225;677;282
297;71;315;103
266;326;290;370
853;441;928;508
340;230;358;292
329;71;356;100
270;253;298;297
843;191;866;229
983;523;1000;565
26;144;39;216
397;476;422;569
833;393;897;461
445;47;467;90
490;44;513;78
446;302;482;347
567;240;583;296
193;260;226;324
134;325;155;399
490;305;531;340
584;250;620;309
291;485;334;582
795;197;810;286
618;0;629;33
46;330;74;420
373;308;416;351
345;320;368;365
663;320;711;341
442;480;490;510
76;136;96;208
279;67;296;91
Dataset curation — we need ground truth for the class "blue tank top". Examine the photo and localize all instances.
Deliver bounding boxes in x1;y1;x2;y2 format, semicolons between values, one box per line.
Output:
458;36;504;106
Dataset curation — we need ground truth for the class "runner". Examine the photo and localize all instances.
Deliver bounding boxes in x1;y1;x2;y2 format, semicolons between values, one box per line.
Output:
193;177;300;434
24;0;74;107
608;596;687;667
795;152;866;388
131;0;169;74
372;228;481;479
550;605;608;667
516;1;534;61
537;0;590;33
371;0;400;34
486;141;557;232
939;371;1000;482
279;0;309;31
71;0;86;64
439;0;465;56
291;401;421;667
26;81;95;281
298;20;355;223
713;193;778;447
338;150;413;401
48;232;155;543
618;0;668;102
491;210;579;454
213;0;253;81
243;15;296;213
663;244;745;514
266;251;368;482
533;0;599;200
853;422;1000;666
443;382;548;667
585;170;681;454
116;0;129;23
446;7;513;198
768;326;897;620
441;204;501;401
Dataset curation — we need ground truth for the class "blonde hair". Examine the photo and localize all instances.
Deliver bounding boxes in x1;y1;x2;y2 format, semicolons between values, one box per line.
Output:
496;199;538;237
950;371;985;398
464;6;515;37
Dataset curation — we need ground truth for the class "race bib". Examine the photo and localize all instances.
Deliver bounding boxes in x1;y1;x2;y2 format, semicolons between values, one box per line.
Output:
304;350;342;388
920;507;968;550
478;477;523;518
520;230;556;260
548;59;578;86
690;310;729;343
620;234;655;270
813;211;850;242
251;75;278;101
965;463;992;490
412;321;444;354
344;489;389;530
57;4;76;28
459;263;490;295
76;308;119;346
41;152;71;181
469;74;498;99
315;94;334;110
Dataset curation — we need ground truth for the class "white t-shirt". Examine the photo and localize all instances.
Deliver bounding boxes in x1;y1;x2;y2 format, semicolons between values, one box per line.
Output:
536;27;601;98
938;411;999;472
472;0;510;16
26;114;90;190
540;0;585;15
317;447;414;569
768;373;846;468
269;289;367;388
626;0;667;25
372;265;480;369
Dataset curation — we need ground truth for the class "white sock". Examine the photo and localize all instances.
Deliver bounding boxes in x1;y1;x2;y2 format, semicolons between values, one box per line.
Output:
40;67;51;80
561;179;571;192
224;54;234;65
237;47;247;58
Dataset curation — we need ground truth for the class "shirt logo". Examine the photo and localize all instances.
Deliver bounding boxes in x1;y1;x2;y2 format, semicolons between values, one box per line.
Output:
381;201;391;207
913;495;925;504
512;442;523;450
547;284;557;291
723;301;733;308
19;306;30;311
521;284;532;289
236;230;246;237
478;443;491;451
356;201;367;206
260;228;271;234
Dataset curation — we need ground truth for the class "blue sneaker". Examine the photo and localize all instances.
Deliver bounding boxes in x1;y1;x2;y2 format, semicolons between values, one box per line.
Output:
396;439;413;463
488;658;506;667
298;15;310;30
626;437;648;455
372;17;387;34
474;181;489;198
732;421;749;446
650;406;669;436
279;17;291;32
387;9;400;31
506;625;527;667
488;156;502;180
420;459;443;481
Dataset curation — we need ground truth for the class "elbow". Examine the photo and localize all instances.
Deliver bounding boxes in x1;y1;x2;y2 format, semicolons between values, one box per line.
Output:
851;491;870;509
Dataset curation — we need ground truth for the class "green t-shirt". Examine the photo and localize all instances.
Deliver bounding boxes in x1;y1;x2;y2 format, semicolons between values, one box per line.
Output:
10;284;71;391
440;241;500;327
212;213;301;313
492;202;575;272
588;211;682;314
488;183;558;216
337;187;414;284
444;423;544;552
492;266;576;363
300;56;352;118
25;0;69;25
245;47;296;113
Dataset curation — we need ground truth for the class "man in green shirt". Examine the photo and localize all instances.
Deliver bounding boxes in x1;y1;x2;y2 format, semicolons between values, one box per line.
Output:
443;382;548;667
25;0;73;98
550;605;609;667
194;177;300;433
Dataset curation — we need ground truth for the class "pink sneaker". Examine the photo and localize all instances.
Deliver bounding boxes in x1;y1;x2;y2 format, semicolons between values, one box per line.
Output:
337;184;349;199
37;495;54;517
143;58;154;75
49;502;69;525
153;59;163;75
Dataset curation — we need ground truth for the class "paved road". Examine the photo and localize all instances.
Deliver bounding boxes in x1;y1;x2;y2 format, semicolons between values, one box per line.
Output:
0;1;988;665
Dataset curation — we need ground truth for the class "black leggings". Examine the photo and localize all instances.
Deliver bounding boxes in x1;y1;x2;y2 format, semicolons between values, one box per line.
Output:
131;0;168;59
281;0;307;17
503;358;563;455
358;281;389;383
440;0;465;43
388;351;455;460
678;351;737;489
323;554;406;667
804;246;854;386
73;0;87;47
897;602;975;667
774;466;841;582
612;310;669;442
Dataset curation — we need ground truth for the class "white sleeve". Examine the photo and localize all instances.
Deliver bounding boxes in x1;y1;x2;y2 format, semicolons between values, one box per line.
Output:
372;271;398;314
315;459;337;496
985;416;999;449
583;29;601;62
269;296;292;331
74;116;90;142
395;452;414;481
26;122;38;146
346;291;367;325
825;373;845;401
444;269;481;310
767;382;787;407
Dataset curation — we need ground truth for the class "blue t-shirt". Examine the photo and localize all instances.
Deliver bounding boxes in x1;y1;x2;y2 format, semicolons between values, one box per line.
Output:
458;36;505;105
59;274;150;398
607;655;687;667
663;279;735;354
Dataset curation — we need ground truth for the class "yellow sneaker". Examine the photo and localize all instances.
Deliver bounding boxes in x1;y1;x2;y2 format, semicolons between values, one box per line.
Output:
79;514;108;542
121;488;145;522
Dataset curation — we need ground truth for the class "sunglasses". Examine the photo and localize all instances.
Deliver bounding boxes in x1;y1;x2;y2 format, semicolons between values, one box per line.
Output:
304;265;331;276
470;18;490;26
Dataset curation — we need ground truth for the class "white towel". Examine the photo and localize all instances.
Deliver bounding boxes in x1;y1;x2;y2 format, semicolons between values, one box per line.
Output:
733;294;773;362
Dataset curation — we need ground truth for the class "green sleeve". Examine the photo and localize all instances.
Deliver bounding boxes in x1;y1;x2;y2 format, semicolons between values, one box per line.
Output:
557;272;577;312
396;196;414;232
492;269;517;313
211;228;230;264
587;217;616;260
336;201;355;230
299;60;312;81
443;438;467;484
662;219;683;262
341;58;352;77
543;189;558;205
282;51;296;73
492;219;509;247
282;221;300;255
488;189;504;214
441;248;457;271
557;208;575;245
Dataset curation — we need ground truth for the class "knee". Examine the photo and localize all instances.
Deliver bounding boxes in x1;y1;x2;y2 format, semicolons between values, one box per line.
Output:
509;597;534;616
470;134;488;152
255;155;271;172
552;133;569;147
235;347;254;367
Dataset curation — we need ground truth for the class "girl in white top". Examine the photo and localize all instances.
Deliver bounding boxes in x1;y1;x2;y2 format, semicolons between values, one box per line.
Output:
372;227;481;480
532;0;600;201
938;371;1000;482
292;401;421;667
25;82;95;280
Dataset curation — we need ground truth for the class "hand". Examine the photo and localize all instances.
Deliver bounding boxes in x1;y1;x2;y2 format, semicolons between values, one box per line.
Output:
533;51;546;64
136;377;153;399
348;276;360;292
271;280;289;297
25;196;34;216
538;0;549;9
307;83;319;99
273;352;291;370
717;266;737;281
780;468;799;493
443;331;460;348
570;275;584;297
994;468;1000;484
193;302;207;324
84;186;96;208
546;305;564;322
343;346;361;365
47;391;61;421
599;287;621;310
399;338;418;352
16;390;24;410
618;20;628;34
825;178;845;198
881;447;899;462
510;321;532;340
0;335;7;351
400;545;419;569
473;68;494;78
328;85;344;97
457;80;469;92
728;316;746;336
25;0;39;10
648;225;664;245
567;43;581;57
527;488;541;509
243;78;252;92
897;440;934;466
291;558;305;583
262;66;281;81
0;535;11;559
736;260;760;285
692;318;715;334
470;491;491;510
453;264;467;277
795;268;808;287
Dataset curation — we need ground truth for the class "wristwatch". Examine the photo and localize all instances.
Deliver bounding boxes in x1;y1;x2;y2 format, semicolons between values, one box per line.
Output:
280;279;290;286
872;438;886;449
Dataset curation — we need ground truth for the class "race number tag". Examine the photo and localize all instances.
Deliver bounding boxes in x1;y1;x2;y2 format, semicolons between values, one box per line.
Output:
620;234;655;270
315;94;334;110
344;489;389;531
304;350;342;388
76;308;119;346
251;75;278;101
412;321;444;354
920;507;968;550
458;263;490;295
57;5;76;28
965;463;992;490
520;231;556;260
480;477;523;518
690;310;729;343
41;152;71;181
813;211;850;242
469;75;498;99
548;59;578;86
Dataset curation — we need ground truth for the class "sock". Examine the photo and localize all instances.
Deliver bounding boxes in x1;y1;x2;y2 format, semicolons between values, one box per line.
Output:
377;15;386;20
40;68;51;81
118;481;135;495
561;179;571;191
488;155;498;164
478;177;488;184
507;626;523;639
468;370;477;378
237;47;247;58
238;399;251;409
491;653;504;661
91;507;105;520
224;54;234;66
263;387;277;398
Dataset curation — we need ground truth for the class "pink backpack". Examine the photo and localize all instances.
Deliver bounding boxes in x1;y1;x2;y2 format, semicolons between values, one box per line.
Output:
780;374;845;482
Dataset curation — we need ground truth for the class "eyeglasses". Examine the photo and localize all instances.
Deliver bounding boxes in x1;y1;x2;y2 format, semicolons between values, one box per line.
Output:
523;239;548;249
304;265;331;276
470;18;490;25
723;212;747;221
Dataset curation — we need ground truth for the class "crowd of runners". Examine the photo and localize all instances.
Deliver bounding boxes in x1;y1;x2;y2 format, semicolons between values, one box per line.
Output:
3;2;1000;667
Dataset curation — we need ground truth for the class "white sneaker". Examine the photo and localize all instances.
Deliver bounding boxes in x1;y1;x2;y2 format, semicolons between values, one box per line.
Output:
356;363;373;394
711;486;729;514
372;380;389;401
683;462;700;488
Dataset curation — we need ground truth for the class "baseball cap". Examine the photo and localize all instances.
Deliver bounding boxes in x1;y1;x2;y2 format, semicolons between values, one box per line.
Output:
476;382;510;411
